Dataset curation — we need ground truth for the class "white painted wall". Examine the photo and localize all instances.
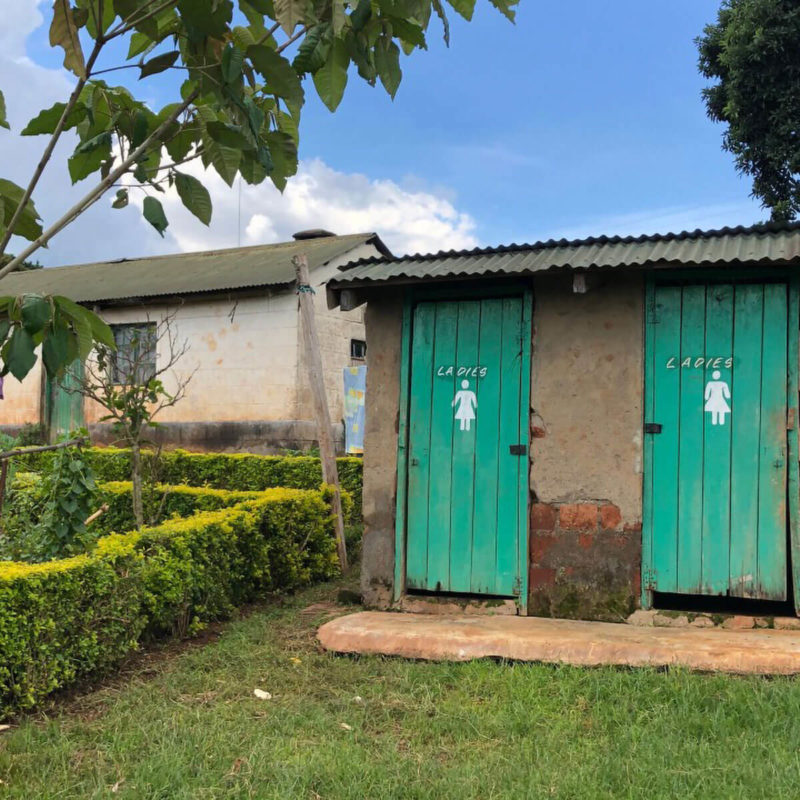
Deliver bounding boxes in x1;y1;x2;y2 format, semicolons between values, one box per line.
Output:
0;240;378;434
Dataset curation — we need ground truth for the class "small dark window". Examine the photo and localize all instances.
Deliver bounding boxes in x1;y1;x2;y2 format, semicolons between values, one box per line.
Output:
111;323;157;384
350;339;367;360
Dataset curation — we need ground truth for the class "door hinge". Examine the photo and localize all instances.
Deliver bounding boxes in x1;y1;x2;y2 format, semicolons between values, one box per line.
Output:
644;423;662;434
509;444;527;455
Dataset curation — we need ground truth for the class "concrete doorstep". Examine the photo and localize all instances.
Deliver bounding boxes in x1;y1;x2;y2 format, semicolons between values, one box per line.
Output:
317;611;800;675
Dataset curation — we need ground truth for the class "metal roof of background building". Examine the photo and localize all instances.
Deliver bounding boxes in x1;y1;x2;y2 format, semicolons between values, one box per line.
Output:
330;222;800;288
0;232;389;303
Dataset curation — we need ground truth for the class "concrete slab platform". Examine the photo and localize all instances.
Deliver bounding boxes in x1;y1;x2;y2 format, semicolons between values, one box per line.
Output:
318;611;800;675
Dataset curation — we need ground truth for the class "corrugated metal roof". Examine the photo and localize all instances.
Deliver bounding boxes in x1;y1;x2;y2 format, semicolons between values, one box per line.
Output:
330;223;800;288
0;233;388;303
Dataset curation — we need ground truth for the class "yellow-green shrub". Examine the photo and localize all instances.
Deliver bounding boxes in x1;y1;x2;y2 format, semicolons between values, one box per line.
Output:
0;550;145;715
94;482;262;535
20;448;363;516
0;488;340;719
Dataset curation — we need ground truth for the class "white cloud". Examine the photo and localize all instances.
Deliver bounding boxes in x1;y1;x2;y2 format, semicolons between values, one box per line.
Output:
128;158;478;257
0;1;477;265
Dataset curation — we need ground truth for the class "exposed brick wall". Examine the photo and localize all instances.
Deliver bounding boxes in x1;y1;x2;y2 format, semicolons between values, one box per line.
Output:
528;502;641;622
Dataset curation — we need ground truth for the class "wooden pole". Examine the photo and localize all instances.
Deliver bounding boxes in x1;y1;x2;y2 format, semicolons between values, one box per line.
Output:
292;253;348;572
0;436;87;462
0;460;9;523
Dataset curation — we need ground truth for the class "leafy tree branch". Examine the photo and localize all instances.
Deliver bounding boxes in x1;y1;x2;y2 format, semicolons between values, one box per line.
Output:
0;0;518;380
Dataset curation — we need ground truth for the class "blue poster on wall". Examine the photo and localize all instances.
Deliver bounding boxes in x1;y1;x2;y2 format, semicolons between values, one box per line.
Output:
343;366;366;455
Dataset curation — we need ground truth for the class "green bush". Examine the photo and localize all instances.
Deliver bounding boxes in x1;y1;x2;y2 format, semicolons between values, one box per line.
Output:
20;448;363;516
0;440;99;563
0;488;340;719
93;482;263;535
92;481;351;536
0;551;146;716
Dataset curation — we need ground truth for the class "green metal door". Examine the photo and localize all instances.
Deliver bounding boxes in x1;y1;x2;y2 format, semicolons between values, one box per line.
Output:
45;360;85;440
404;296;530;598
645;282;789;600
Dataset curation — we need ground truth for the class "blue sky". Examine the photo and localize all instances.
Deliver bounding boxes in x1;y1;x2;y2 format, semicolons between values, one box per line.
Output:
299;0;762;243
3;0;763;263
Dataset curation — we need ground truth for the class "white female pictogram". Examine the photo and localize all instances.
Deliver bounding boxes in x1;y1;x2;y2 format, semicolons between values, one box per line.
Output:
452;379;477;432
704;370;731;426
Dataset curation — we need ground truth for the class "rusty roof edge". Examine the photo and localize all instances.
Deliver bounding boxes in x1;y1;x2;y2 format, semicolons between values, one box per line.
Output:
329;254;800;290
334;221;800;275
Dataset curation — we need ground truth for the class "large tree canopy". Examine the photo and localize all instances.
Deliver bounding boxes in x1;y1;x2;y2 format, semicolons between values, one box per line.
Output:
698;0;800;221
0;0;516;383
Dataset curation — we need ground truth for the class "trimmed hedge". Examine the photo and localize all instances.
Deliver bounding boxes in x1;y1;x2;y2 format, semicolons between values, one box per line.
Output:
21;448;363;514
93;481;353;536
94;482;262;535
0;488;340;719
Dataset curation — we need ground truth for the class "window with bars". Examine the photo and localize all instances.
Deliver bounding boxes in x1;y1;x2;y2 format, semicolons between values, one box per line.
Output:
110;323;157;384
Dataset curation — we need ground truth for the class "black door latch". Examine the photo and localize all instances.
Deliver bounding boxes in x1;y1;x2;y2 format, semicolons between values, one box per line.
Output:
509;444;527;455
644;423;662;434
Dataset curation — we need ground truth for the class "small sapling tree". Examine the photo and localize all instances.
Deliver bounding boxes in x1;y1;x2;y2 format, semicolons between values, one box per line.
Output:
73;310;194;527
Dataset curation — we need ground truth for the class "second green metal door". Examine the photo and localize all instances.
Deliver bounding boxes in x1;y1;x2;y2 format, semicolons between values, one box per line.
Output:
646;282;789;600
405;296;529;598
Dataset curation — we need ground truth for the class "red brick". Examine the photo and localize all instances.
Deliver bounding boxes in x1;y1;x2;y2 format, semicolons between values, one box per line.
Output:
530;532;556;563
531;503;557;531
631;567;641;594
559;504;597;530
623;520;643;533
531;425;547;438
578;532;594;550
529;567;556;587
599;504;622;530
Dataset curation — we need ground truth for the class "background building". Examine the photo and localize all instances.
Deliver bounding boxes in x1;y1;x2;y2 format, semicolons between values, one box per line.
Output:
0;230;389;452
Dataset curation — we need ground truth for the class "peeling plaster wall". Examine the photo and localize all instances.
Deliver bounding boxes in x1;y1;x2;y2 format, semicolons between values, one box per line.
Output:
530;273;644;523
0;353;42;427
359;294;403;607
84;293;300;425
527;272;644;618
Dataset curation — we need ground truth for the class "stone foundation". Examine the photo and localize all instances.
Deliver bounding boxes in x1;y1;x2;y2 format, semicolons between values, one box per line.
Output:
528;502;641;621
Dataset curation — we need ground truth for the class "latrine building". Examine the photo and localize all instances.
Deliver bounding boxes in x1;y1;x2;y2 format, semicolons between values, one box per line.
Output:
327;223;800;619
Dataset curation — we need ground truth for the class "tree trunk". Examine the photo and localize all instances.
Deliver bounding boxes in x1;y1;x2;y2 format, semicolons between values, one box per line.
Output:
131;440;143;529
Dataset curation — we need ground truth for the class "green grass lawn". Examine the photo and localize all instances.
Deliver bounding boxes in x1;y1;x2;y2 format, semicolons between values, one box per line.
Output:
3;575;800;799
